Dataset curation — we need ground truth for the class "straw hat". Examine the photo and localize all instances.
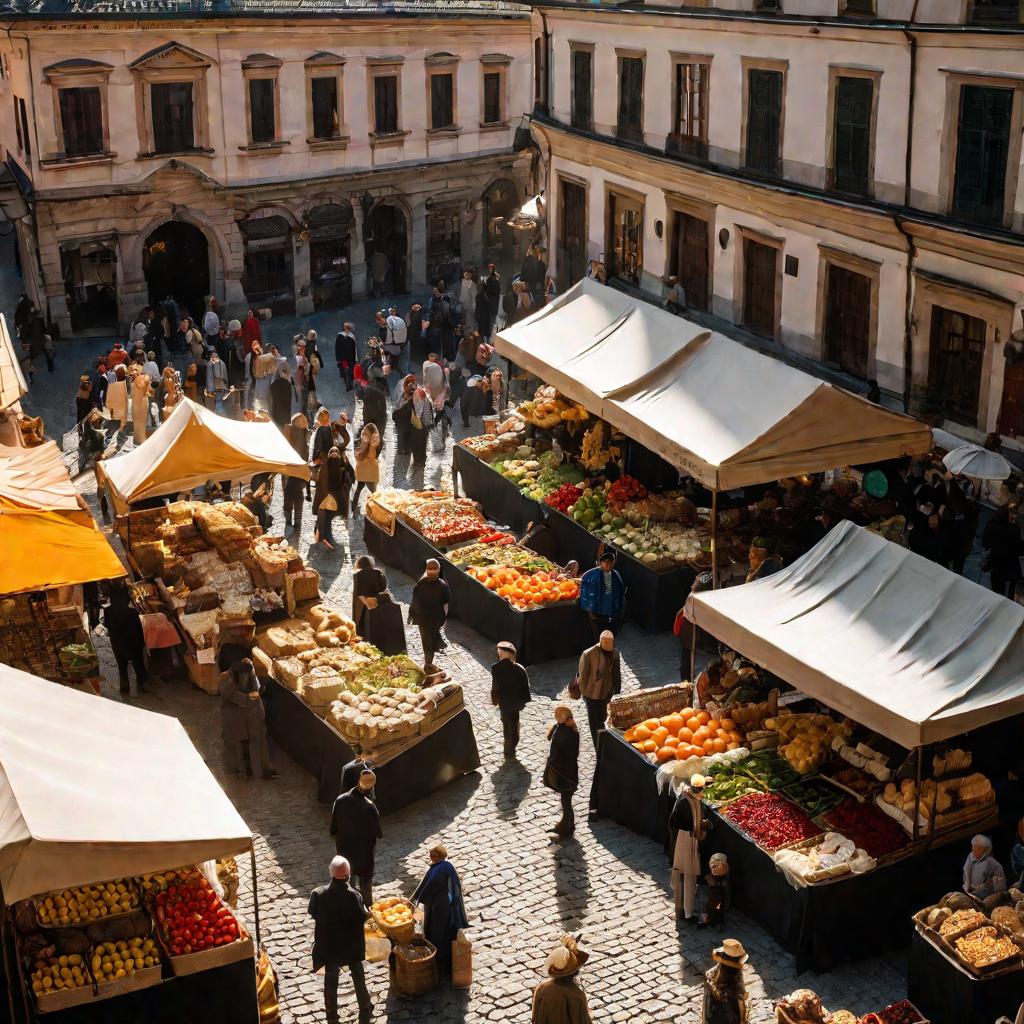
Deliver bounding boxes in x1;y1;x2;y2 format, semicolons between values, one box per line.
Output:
712;939;748;967
689;773;706;791
545;935;589;978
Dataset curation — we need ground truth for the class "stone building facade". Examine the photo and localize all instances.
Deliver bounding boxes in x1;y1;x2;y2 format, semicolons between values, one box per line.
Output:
0;0;533;338
531;0;1024;446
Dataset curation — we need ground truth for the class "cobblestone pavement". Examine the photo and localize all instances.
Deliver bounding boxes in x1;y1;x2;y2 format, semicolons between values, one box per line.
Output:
14;273;907;1024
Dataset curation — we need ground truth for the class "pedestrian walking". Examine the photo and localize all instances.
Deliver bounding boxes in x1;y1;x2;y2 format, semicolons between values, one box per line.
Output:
219;660;250;776
408;302;427;365
204;351;230;414
102;584;147;695
353;424;382;511
75;375;94;435
311;406;335;467
674;572;715;680
269;360;293;427
340;757;375;799
458;270;479;335
408;559;450;671
531;935;593;1024
202;298;221;351
392;374;418;456
142;351;159;383
313;447;355;551
353;558;406;655
701;939;750;1024
670;772;711;924
490;640;531;758
131;370;153;445
384;306;409;383
104;365;129;432
331;411;351;453
242;308;261;353
411;845;469;976
42;329;56;373
359;373;388;443
283;413;309;534
308;856;373;1024
369;248;390;297
330;769;382;907
183;363;199;403
575;630;621;747
578;550;626;638
223;658;277;779
335;322;357;391
982;503;1022;598
543;706;579;839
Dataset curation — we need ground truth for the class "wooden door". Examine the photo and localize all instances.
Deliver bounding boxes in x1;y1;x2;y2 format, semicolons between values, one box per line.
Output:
606;192;643;286
928;305;985;425
673;212;709;312
742;239;777;338
824;263;871;378
559;180;587;286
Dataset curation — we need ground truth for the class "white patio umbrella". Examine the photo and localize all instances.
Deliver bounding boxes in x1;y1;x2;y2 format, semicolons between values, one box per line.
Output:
943;442;1012;481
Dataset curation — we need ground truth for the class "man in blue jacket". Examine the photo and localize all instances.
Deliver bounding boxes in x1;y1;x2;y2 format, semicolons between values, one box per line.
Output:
578;549;625;639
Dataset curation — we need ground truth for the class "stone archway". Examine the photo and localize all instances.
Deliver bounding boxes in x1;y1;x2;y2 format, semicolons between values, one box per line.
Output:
142;221;210;323
364;202;409;296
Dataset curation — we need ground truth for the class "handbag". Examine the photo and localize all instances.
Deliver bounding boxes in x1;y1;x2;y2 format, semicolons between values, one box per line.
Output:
410;411;423;430
568;675;581;701
320;494;338;512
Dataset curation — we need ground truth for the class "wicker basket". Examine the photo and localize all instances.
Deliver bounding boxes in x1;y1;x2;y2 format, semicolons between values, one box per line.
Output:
371;899;416;945
608;682;693;731
392;938;438;997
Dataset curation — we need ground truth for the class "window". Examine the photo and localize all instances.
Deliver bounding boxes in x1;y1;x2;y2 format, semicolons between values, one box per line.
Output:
843;0;875;11
571;46;593;130
952;84;1014;226
311;77;339;139
430;73;454;130
483;73;502;124
669;59;709;158
374;75;399;134
559;178;588;285
18;98;30;158
929;306;986;425
534;37;543;108
616;54;644;143
248;78;276;143
151;82;194;153
58;87;104;157
971;0;1020;22
831;75;874;195
745;66;784;175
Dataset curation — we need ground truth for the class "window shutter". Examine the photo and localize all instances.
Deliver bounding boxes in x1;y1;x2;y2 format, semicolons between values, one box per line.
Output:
952;84;1013;225
572;50;592;129
248;78;276;143
746;69;782;175
311;77;338;139
832;76;872;194
374;75;398;133
430;73;453;129
617;57;643;142
483;72;501;124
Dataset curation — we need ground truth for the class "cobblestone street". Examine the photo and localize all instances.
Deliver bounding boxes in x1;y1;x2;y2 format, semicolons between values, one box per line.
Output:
17;290;908;1024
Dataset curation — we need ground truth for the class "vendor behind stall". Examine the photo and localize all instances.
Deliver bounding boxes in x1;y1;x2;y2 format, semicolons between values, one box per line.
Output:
579;550;625;638
963;835;1007;898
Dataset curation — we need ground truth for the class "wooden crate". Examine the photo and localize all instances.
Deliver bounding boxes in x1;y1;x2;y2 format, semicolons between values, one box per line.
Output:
185;652;220;695
159;929;254;978
92;964;162;1002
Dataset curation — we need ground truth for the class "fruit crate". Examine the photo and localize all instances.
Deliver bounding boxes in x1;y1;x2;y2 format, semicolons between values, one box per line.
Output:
32;880;143;930
157;925;254;978
92;963;163;1001
17;933;96;1015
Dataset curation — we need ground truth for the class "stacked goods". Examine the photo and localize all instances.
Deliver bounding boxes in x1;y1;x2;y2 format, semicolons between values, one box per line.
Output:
820;763;881;801
568;486;608;529
778;778;845;818
495;448;584;503
725;792;820;851
371;897;415;942
737;751;801;792
329;682;463;751
302;604;358;646
153;873;242;957
821;800;909;859
954;927;1020;970
773;832;876;884
447;538;552;572
614;492;698;525
517;387;588;429
606;475;648;507
879;771;995;832
545;482;582;513
91;937;160;981
401;498;488;546
765;713;852;775
580;420;620;471
939;909;990;939
30;954;90;998
624;706;744;764
466;565;579;610
36;881;138;925
0;593;87;685
194;503;257;561
933;747;972;776
699;759;765;805
459;429;523;459
257;619;318;658
136;869;196;898
831;737;894;782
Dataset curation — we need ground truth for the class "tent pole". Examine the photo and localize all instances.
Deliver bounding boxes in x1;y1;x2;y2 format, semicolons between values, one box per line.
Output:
912;747;922;843
250;846;261;949
711;490;719;590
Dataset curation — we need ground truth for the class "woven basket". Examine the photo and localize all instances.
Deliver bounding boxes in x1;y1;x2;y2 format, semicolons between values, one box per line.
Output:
393;938;438;997
608;682;693;731
372;899;416;944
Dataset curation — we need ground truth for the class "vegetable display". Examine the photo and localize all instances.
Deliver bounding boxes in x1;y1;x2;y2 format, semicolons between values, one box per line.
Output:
822;800;909;859
779;777;845;818
875;1000;926;1024
606;475;647;506
725;792;820;851
155;875;241;956
545;482;582;513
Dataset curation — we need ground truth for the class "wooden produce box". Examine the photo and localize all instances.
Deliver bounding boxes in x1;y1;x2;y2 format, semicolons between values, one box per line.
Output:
34;982;95;1014
93;964;163;1001
185;652;220;695
159;929;254;977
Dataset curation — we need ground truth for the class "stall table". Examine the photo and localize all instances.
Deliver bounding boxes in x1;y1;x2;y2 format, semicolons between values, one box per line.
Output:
263;678;480;810
907;927;1023;1024
362;515;592;665
452;446;695;632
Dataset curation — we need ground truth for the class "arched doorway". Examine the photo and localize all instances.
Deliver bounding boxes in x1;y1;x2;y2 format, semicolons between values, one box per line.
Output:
143;222;210;324
364;203;408;296
482;178;519;271
308;202;353;310
240;212;295;315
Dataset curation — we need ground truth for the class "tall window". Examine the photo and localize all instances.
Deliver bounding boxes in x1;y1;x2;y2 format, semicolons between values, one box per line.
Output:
745;68;783;175
534;37;543;108
831;75;873;195
571;47;592;130
18;97;30;158
151;81;194;153
248;78;276;143
483;72;502;124
430;72;454;130
374;75;399;133
616;55;644;143
311;77;339;139
670;61;708;158
952;84;1013;226
58;86;103;156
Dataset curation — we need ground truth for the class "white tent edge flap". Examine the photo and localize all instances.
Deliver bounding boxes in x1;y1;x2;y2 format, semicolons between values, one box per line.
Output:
685;520;1024;749
0;662;252;905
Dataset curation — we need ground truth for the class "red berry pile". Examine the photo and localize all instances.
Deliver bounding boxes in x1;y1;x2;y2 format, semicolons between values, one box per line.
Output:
545;483;582;513
155;876;241;956
725;792;819;851
877;1000;925;1024
823;799;909;859
607;475;647;506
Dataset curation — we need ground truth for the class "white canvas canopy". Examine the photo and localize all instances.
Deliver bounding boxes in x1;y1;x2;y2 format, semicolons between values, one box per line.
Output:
99;397;310;513
685;520;1024;748
0;663;252;904
496;279;931;489
0;314;27;411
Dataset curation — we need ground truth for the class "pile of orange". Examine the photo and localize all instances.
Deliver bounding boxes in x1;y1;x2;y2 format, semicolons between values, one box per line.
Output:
623;707;744;764
467;566;579;610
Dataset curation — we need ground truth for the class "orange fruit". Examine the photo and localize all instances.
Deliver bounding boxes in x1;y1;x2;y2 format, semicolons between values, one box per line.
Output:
707;719;721;734
632;725;652;741
661;714;683;731
702;738;717;755
712;737;727;754
642;719;660;732
696;711;710;726
729;731;743;745
685;717;701;733
624;727;637;743
631;742;647;752
693;726;709;744
664;735;679;748
720;718;735;731
726;742;740;751
651;727;670;746
641;739;657;754
678;727;693;744
655;746;676;763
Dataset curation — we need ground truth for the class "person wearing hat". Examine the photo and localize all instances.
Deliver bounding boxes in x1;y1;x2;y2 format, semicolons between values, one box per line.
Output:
543;706;580;839
308;856;373;1024
701;939;750;1024
490;641;532;758
411;845;469;976
330;769;383;907
219;658;277;779
670;773;712;924
409;559;450;673
578;549;626;639
575;630;621;749
962;834;1007;899
531;934;593;1024
335;321;358;391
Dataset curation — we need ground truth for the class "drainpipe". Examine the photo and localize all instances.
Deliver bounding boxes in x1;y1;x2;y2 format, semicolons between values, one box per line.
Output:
537;9;551;117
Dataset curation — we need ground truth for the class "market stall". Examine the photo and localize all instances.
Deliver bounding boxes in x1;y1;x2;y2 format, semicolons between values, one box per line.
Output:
0;663;260;1024
362;488;591;663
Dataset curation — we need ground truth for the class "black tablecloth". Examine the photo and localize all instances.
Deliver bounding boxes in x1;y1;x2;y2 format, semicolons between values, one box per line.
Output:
594;729;970;972
908;928;1023;1024
451;447;695;632
363;516;592;665
263;678;481;811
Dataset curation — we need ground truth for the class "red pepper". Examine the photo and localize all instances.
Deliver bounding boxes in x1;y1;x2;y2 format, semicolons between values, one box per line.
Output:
725;792;818;850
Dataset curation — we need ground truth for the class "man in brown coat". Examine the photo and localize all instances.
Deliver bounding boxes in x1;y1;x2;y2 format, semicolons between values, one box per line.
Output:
531;935;593;1024
575;630;621;747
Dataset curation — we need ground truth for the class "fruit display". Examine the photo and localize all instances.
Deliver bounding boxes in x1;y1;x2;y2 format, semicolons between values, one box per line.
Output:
36;881;139;926
624;707;745;764
136;868;199;897
765;713;852;775
614;492;698;525
518;387;588;429
725;792;820;851
821;800;909;859
91;937;160;981
567;485;608;529
699;759;765;805
371;897;414;928
447;539;554;573
954;926;1020;970
466;565;579;610
155;875;241;956
545;482;582;513
329;681;464;751
778;777;845;818
606;475;648;506
493;447;585;503
738;751;801;791
30;954;89;996
580;420;620;471
874;1000;926;1024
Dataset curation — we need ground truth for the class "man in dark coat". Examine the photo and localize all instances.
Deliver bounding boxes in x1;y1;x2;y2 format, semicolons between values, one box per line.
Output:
360;374;388;440
219;659;278;780
408;558;450;671
490;641;532;758
102;584;147;695
544;706;580;839
330;770;383;907
309;856;372;1024
340;757;375;799
483;265;502;328
335;322;357;391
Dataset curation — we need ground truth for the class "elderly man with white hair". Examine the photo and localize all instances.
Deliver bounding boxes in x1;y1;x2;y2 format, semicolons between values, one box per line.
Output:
309;855;372;1024
963;834;1007;899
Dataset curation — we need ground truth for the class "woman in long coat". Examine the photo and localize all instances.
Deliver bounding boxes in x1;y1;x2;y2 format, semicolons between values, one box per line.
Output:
351;556;406;654
701;940;750;1024
411;845;468;975
543;706;580;839
353;423;382;511
669;773;710;923
105;365;129;431
130;369;152;444
312;447;355;550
